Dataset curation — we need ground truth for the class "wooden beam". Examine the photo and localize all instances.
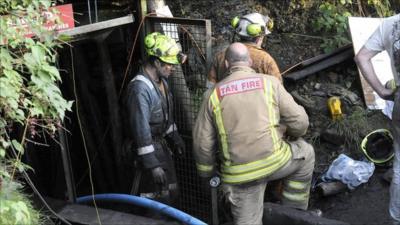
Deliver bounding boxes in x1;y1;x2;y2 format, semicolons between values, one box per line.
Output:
58;15;134;40
284;48;354;81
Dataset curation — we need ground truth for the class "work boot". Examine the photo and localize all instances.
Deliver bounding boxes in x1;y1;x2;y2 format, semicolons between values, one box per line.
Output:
309;208;323;217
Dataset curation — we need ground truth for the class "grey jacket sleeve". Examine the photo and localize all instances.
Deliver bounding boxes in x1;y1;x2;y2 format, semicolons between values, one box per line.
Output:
277;82;309;137
126;81;160;169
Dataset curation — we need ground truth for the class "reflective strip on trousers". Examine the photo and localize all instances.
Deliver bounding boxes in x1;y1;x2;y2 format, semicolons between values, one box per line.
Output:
282;190;310;202
210;89;231;165
286;180;309;191
196;163;214;173
282;180;311;203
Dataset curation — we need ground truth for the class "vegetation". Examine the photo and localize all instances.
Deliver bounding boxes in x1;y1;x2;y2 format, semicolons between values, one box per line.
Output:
327;107;371;153
312;1;352;52
312;0;394;52
0;0;72;223
0;179;40;225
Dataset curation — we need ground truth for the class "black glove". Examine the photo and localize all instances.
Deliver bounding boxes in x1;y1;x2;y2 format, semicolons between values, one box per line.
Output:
166;131;186;155
151;167;167;185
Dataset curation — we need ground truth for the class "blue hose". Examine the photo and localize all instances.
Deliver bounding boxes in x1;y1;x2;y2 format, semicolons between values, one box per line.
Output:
76;193;207;225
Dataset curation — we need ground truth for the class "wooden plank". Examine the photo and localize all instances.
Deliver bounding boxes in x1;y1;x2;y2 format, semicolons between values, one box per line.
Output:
300;44;352;67
58;14;134;37
348;17;394;109
284;48;354;81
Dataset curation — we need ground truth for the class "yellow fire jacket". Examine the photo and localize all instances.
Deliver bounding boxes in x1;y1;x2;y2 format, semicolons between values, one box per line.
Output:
193;66;309;184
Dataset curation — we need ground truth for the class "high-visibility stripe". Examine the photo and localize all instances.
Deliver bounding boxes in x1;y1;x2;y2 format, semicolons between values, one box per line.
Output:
164;123;177;135
210;89;231;165
282;190;310;202
263;79;279;152
222;146;291;184
221;142;290;174
286;180;309;191
196;163;214;172
132;75;154;90
137;145;154;155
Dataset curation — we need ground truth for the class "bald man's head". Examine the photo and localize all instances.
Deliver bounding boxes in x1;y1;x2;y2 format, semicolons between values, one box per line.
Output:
225;42;251;68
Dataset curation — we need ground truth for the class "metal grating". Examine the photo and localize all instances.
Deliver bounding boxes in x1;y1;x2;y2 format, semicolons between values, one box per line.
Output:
145;17;212;222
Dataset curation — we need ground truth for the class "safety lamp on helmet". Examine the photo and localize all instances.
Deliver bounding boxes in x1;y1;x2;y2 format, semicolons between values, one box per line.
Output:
177;52;187;64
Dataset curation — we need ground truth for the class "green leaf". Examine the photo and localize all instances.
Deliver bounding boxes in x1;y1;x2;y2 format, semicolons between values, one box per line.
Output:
0;118;6;128
30;105;45;117
11;140;23;153
0;79;17;98
16;109;25;118
0;48;13;69
42;64;61;81
30;74;47;88
0;166;10;178
0;147;5;158
31;45;45;64
23;53;37;71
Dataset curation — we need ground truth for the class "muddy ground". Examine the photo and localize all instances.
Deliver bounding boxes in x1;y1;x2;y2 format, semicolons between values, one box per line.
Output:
167;0;395;224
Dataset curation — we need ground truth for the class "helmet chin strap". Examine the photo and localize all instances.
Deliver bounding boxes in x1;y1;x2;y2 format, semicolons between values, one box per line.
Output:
145;63;161;83
255;36;264;47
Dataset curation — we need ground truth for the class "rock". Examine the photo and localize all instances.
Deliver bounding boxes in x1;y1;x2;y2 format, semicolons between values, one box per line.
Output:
314;83;321;90
345;81;352;89
324;84;360;105
316;181;348;197
321;127;345;146
312;91;326;97
291;90;315;110
327;72;339;83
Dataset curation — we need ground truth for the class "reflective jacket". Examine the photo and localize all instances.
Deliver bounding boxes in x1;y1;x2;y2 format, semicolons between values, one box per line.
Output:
125;68;176;169
193;66;308;184
209;43;281;83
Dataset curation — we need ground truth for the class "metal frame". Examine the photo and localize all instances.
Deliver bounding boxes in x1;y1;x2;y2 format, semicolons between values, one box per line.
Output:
144;16;213;222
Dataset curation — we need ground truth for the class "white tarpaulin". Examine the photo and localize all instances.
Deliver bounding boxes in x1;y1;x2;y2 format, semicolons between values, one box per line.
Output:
349;17;395;111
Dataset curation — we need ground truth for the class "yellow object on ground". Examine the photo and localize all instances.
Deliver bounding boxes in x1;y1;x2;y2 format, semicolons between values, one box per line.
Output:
327;96;342;120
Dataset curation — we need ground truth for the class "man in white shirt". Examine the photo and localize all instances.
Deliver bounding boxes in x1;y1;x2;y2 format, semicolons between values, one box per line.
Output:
355;14;400;224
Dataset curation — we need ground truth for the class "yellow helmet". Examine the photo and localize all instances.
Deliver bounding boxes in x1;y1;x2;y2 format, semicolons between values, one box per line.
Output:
361;129;394;165
231;13;273;37
144;32;186;65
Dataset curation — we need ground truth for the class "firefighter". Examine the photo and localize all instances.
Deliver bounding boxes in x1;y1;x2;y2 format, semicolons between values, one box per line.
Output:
125;32;186;204
354;14;399;224
193;43;315;225
207;12;281;88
